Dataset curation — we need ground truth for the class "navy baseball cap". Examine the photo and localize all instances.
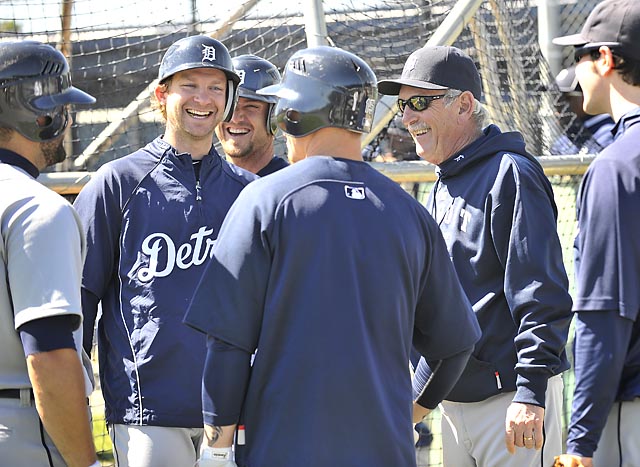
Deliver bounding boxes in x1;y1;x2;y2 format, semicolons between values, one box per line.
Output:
378;45;482;100
552;0;640;60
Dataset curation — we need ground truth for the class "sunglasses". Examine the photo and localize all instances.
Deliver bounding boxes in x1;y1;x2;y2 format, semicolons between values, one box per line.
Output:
397;94;446;113
574;47;601;64
573;45;623;64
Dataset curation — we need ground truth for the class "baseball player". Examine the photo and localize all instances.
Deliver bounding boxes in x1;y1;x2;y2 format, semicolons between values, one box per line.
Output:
378;45;573;466
552;1;640;466
215;54;289;176
184;45;481;467
0;40;98;466
551;64;615;155
73;35;256;467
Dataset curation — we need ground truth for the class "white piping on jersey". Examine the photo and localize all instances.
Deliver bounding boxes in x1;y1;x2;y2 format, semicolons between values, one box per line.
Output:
113;152;170;426
118;238;144;425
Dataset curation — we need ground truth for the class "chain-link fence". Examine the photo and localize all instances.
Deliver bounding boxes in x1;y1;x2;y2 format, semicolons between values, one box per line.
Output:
2;0;608;172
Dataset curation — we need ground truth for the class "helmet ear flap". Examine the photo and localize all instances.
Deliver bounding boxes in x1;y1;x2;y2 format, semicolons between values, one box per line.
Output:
223;79;237;123
267;102;277;135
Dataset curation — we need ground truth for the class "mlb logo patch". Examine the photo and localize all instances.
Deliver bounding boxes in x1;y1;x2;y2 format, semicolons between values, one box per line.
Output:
345;185;365;200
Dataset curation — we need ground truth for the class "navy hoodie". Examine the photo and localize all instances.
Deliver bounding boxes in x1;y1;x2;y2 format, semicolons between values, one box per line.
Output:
416;124;572;406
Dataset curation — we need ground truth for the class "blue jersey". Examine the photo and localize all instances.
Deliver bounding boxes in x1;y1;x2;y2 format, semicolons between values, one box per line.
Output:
423;125;572;406
185;156;480;467
256;156;289;177
568;107;640;457
73;137;256;427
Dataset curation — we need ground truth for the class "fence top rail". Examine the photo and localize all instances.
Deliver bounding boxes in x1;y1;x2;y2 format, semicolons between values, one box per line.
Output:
39;154;596;195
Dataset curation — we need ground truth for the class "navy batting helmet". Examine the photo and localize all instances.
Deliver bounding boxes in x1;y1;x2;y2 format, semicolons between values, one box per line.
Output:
257;46;378;137
159;35;240;122
0;40;95;142
232;54;281;134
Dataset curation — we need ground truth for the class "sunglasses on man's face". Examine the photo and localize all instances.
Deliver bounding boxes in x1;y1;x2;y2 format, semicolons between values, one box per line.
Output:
574;47;601;64
397;94;446;113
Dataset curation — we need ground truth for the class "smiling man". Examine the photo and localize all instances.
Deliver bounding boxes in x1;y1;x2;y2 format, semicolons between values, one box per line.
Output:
378;45;573;467
72;35;256;467
215;54;288;176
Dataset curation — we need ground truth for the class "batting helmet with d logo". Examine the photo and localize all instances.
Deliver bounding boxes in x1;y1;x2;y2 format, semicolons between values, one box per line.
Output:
158;35;240;122
232;54;281;135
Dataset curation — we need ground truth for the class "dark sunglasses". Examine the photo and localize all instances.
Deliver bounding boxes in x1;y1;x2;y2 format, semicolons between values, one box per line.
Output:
574;47;601;64
573;45;623;64
397;94;446;113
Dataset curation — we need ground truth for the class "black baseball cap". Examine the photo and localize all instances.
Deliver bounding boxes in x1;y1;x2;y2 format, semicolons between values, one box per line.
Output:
552;0;640;60
378;45;482;100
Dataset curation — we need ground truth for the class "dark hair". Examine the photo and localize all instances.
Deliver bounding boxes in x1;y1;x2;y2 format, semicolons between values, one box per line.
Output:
613;53;640;86
0;126;13;142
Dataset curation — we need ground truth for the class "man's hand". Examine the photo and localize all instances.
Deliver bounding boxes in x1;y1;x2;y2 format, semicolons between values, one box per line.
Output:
504;402;544;454
551;454;592;467
197;446;238;467
412;401;431;424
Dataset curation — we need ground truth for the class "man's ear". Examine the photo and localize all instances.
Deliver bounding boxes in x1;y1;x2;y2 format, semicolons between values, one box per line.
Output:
154;82;167;104
458;91;475;117
597;46;617;76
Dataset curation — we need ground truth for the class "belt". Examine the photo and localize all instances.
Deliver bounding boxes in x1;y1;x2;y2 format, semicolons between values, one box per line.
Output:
0;388;31;399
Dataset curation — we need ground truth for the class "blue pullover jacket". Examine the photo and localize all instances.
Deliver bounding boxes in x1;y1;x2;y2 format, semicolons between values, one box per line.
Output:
74;137;256;427
416;124;572;407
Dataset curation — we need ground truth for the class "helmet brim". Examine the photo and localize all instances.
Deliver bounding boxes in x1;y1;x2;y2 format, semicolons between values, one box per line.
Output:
238;86;277;104
32;86;96;109
256;83;300;100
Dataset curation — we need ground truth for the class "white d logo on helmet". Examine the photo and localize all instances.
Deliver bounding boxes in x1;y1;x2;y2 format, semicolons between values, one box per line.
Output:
237;69;246;86
201;44;217;63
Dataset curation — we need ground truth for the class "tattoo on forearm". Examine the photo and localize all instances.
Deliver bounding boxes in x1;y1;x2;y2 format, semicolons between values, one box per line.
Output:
205;425;224;446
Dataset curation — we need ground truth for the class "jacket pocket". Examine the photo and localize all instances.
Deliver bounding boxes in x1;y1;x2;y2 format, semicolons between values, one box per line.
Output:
447;355;506;402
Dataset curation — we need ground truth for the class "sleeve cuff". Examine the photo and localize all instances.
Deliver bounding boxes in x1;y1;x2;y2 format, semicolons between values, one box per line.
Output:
203;410;238;427
513;373;548;407
566;443;596;459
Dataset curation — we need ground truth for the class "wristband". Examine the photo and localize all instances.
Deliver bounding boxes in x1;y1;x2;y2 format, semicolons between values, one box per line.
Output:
200;446;232;461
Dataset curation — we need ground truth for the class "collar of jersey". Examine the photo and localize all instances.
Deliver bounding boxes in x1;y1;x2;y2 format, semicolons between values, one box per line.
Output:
0;148;39;178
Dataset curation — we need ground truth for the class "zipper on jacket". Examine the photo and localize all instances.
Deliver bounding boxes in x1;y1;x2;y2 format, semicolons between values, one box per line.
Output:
192;158;205;219
192;158;203;202
430;176;440;218
195;179;202;202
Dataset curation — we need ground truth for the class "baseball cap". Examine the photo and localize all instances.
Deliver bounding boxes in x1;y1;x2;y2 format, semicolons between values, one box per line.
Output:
552;0;640;60
555;66;580;93
378;45;482;100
